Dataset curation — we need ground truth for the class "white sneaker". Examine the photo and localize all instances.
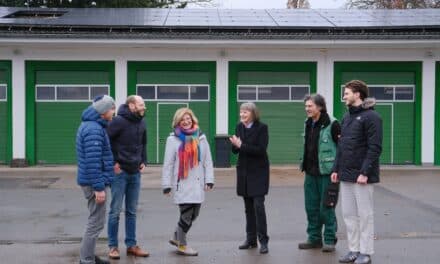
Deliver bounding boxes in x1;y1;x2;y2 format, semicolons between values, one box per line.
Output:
177;245;198;256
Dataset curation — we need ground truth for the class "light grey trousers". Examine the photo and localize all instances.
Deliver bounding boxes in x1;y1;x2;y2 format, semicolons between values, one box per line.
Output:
340;181;375;255
80;186;108;264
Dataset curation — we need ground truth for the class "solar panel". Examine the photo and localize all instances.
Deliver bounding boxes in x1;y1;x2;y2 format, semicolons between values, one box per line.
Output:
218;9;277;27
0;7;439;28
318;9;392;27
165;9;220;26
369;9;440;27
268;9;333;27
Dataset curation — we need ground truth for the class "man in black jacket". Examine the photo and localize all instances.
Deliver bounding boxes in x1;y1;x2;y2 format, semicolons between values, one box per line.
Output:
331;80;382;264
106;95;149;259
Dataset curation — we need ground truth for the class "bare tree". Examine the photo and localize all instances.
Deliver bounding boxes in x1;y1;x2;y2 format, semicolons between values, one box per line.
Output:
346;0;440;9
287;0;311;9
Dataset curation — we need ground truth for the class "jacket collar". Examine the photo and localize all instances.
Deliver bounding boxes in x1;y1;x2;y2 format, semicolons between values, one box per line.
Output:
349;97;376;115
306;112;330;128
239;121;259;138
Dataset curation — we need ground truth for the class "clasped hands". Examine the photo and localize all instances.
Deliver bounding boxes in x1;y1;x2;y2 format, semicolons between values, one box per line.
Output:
229;135;242;148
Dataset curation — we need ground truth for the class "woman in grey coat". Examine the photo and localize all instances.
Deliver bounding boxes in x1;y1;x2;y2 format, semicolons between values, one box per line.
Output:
162;107;214;256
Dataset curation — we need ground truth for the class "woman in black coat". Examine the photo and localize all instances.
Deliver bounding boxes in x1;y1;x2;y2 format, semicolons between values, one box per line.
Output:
230;102;270;254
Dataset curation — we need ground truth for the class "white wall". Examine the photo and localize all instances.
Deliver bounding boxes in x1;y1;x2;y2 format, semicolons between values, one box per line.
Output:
1;43;438;164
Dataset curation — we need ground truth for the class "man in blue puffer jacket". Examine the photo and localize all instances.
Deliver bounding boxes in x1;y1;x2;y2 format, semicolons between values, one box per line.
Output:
76;94;115;264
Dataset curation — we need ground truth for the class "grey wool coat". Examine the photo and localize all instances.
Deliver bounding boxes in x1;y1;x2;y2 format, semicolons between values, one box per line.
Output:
161;133;215;204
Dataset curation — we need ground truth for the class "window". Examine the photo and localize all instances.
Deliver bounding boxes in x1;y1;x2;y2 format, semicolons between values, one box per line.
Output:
137;85;155;100
91;86;110;100
136;84;209;101
369;86;394;101
340;84;415;102
190;85;209;100
57;86;89;100
0;84;7;101
395;86;414;101
237;85;310;102
291;86;310;100
157;85;188;100
238;86;257;101
258;86;289;100
36;85;109;101
36;86;55;100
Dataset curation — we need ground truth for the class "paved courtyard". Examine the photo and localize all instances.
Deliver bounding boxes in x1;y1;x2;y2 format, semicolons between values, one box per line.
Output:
0;166;439;264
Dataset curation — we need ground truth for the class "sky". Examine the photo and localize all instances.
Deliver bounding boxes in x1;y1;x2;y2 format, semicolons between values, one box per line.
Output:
189;0;347;9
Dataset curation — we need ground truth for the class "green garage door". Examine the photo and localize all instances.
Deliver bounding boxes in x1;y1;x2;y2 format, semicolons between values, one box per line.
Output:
0;61;11;164
334;62;422;165
229;62;317;164
26;61;115;165
128;62;216;164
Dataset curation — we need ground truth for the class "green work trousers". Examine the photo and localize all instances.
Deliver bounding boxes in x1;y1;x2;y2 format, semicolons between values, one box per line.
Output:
304;173;337;245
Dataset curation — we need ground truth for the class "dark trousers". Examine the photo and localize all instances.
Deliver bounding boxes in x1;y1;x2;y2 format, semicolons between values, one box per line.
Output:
243;196;269;245
304;173;337;245
174;203;201;246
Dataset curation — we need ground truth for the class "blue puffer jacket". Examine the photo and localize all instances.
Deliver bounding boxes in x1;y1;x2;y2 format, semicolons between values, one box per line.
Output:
76;105;114;191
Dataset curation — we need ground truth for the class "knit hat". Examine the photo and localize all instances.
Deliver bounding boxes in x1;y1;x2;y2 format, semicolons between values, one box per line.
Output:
92;95;115;114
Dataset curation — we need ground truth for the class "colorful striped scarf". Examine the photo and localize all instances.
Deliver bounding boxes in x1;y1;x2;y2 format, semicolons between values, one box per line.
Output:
174;125;201;180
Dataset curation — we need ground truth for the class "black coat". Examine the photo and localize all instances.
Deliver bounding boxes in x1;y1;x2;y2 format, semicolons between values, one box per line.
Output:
232;121;270;197
107;104;147;174
333;99;382;183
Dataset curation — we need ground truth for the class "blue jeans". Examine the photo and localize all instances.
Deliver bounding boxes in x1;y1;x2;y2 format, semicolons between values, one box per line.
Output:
107;171;141;248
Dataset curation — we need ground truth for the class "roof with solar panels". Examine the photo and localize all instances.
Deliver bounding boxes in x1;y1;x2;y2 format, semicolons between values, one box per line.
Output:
0;7;439;39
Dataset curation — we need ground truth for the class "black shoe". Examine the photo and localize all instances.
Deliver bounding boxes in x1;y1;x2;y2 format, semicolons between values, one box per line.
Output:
259;243;269;254
94;255;110;264
322;244;336;252
298;240;323;249
238;240;257;250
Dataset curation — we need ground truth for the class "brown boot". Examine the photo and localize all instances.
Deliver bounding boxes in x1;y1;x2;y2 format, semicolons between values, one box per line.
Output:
127;245;150;257
108;247;120;260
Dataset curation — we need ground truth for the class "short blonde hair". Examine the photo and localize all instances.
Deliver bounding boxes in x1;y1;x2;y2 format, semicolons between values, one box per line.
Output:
172;107;199;128
240;102;260;122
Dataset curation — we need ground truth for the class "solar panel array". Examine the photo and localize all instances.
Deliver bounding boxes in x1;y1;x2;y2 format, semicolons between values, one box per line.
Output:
0;7;439;28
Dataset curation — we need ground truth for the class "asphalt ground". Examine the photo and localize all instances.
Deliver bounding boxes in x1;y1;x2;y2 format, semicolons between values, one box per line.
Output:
0;166;439;264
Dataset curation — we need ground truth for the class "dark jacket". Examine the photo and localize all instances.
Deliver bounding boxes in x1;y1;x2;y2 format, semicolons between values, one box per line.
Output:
232;121;270;197
107;104;147;174
333;98;383;183
76;105;114;191
302;112;340;176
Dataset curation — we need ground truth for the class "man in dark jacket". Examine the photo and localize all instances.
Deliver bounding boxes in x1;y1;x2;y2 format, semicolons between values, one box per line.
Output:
106;95;149;259
331;80;382;264
299;94;340;253
76;94;115;264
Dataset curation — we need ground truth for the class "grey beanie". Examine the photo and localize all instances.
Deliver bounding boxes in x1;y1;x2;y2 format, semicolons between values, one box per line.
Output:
92;95;115;114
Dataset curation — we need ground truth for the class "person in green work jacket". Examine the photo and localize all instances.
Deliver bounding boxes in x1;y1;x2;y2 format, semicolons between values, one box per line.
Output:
298;93;341;253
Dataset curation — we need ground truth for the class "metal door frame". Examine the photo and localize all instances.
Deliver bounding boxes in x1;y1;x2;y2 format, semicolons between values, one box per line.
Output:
377;103;394;163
